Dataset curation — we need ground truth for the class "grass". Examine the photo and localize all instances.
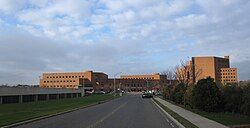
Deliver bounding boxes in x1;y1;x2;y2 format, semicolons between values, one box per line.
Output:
0;94;116;127
189;109;250;127
153;98;198;128
160;98;250;127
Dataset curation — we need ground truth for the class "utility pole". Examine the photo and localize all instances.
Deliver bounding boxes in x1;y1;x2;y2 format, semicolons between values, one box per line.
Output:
114;72;122;96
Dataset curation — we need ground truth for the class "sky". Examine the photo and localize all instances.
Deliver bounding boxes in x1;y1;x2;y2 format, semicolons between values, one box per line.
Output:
0;0;250;85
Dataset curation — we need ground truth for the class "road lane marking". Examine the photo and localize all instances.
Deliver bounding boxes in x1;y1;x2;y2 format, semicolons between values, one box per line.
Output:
86;102;128;128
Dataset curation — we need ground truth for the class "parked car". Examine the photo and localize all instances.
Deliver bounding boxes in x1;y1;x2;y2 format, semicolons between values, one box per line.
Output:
93;91;106;95
142;92;153;98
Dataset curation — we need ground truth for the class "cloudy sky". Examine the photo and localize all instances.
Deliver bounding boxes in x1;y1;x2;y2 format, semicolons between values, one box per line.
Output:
0;0;249;85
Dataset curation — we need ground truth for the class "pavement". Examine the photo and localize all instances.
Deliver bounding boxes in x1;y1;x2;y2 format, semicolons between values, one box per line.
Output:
14;94;179;128
154;97;229;128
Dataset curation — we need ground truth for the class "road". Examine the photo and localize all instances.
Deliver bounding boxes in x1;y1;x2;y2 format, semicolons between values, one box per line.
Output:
15;94;179;128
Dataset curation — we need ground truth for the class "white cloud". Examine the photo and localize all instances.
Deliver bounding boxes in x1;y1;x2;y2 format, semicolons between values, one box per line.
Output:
0;0;27;12
0;0;250;84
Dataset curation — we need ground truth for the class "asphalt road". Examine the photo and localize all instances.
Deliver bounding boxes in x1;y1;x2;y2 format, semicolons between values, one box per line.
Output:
15;94;179;128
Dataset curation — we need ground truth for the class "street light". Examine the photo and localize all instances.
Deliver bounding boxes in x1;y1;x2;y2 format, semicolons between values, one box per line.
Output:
143;79;149;91
114;72;122;96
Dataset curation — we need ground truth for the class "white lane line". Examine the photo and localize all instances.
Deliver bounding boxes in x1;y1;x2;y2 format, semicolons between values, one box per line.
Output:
86;102;128;128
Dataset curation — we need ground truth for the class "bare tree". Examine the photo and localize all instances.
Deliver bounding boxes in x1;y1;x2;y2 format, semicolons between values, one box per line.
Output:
175;60;202;86
161;67;176;84
175;60;191;86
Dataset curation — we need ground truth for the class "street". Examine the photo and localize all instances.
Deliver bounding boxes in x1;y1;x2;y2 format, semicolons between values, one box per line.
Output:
15;94;179;128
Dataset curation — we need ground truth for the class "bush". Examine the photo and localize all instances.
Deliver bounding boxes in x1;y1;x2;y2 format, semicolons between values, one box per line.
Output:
222;85;243;113
184;85;194;108
192;77;223;112
162;84;172;100
241;85;250;116
172;83;186;104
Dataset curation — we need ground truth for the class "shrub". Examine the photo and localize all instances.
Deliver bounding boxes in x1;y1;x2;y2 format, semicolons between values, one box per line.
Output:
192;77;223;112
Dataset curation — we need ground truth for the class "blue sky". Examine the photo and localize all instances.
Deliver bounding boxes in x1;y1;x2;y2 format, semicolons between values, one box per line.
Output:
0;0;250;85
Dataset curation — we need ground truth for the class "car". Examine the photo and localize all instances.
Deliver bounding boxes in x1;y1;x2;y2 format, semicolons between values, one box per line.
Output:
142;92;153;98
93;91;106;95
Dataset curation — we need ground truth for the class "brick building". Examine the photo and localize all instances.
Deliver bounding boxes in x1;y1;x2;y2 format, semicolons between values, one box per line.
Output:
189;56;238;85
39;70;108;91
40;71;170;92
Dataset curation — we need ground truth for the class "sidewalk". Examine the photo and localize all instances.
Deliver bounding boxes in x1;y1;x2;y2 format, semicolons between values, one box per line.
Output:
154;97;228;128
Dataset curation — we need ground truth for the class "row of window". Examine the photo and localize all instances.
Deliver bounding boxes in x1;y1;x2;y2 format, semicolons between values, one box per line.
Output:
220;79;237;82
122;77;154;80
44;85;75;88
221;69;235;72
44;80;76;83
220;73;236;75
219;76;236;79
46;75;84;79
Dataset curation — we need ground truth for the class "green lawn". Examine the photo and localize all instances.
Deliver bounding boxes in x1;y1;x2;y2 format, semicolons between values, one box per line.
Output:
0;94;116;127
190;109;250;127
160;98;250;127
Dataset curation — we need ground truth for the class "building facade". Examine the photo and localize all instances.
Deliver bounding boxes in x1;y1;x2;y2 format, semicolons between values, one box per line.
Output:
108;73;170;92
40;71;170;92
39;70;108;91
190;56;238;84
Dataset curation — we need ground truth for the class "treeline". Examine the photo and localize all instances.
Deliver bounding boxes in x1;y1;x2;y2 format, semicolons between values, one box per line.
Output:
162;77;250;116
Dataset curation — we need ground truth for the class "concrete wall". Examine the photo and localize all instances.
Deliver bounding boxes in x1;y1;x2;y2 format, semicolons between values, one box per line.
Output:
0;87;84;104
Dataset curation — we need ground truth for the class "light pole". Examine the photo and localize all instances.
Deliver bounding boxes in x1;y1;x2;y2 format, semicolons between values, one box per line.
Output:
114;72;122;96
143;79;149;91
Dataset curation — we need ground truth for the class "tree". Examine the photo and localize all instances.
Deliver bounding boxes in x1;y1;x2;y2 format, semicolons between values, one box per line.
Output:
174;60;191;86
222;85;243;113
161;68;176;81
172;83;186;104
175;60;202;86
241;85;250;116
192;77;223;112
162;84;173;100
184;85;194;108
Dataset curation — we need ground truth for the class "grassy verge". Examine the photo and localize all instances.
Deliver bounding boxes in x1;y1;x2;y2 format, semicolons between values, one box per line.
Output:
153;98;198;128
188;109;250;127
160;98;250;127
0;94;117;127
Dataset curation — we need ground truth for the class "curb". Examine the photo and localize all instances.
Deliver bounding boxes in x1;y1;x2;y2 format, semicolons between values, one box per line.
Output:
2;96;120;128
152;98;186;128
